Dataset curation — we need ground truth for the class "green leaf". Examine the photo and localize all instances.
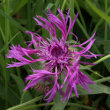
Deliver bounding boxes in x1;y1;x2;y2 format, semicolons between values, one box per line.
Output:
11;74;33;103
68;103;96;110
11;74;26;95
77;84;110;95
0;83;19;106
76;0;99;22
86;0;110;23
0;32;20;53
17;103;53;110
68;1;110;72
0;9;27;32
53;92;68;110
45;3;54;12
95;40;110;45
11;0;28;15
7;96;43;110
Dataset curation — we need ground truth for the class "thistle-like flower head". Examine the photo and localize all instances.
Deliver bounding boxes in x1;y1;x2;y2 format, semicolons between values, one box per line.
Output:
6;8;100;103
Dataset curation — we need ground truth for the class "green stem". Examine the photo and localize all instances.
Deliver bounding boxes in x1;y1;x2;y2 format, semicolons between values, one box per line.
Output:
75;16;110;72
93;54;110;64
5;0;10;44
83;0;110;72
70;0;75;18
20;102;95;110
7;96;43;110
68;103;96;110
0;9;27;31
86;0;110;23
0;25;5;42
4;0;10;108
87;54;110;68
54;0;60;13
89;69;103;78
0;32;20;53
104;0;108;54
20;91;26;104
61;0;67;12
19;102;54;110
66;1;110;72
27;0;31;30
75;0;86;30
95;77;110;83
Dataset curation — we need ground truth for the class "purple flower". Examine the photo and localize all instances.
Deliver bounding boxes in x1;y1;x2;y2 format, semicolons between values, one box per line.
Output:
6;8;100;103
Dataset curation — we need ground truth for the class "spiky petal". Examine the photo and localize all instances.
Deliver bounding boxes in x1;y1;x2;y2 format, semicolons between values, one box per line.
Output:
6;8;101;103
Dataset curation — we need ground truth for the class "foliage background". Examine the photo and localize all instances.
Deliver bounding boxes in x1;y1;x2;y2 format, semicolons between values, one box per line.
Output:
0;0;110;110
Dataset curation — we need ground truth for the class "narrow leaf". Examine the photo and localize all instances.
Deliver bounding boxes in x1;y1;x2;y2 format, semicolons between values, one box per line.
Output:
86;0;110;23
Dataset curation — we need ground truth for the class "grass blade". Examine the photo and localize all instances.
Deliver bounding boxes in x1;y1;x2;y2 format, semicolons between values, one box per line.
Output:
0;9;27;32
86;0;110;23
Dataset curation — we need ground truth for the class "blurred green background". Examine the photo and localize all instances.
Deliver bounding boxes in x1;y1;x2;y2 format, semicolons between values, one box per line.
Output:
0;0;110;110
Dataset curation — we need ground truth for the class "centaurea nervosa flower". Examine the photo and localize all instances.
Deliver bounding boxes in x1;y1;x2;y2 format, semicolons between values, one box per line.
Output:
6;8;100;103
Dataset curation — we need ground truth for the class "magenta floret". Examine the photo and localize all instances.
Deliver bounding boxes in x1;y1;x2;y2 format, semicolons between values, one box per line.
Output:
6;8;101;103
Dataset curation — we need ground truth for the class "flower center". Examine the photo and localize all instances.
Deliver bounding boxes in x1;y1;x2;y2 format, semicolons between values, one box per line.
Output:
51;45;63;57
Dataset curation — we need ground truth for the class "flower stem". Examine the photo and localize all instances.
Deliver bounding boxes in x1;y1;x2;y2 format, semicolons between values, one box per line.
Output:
7;95;43;110
95;77;110;83
18;103;54;110
93;54;110;64
20;91;26;104
87;54;110;68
